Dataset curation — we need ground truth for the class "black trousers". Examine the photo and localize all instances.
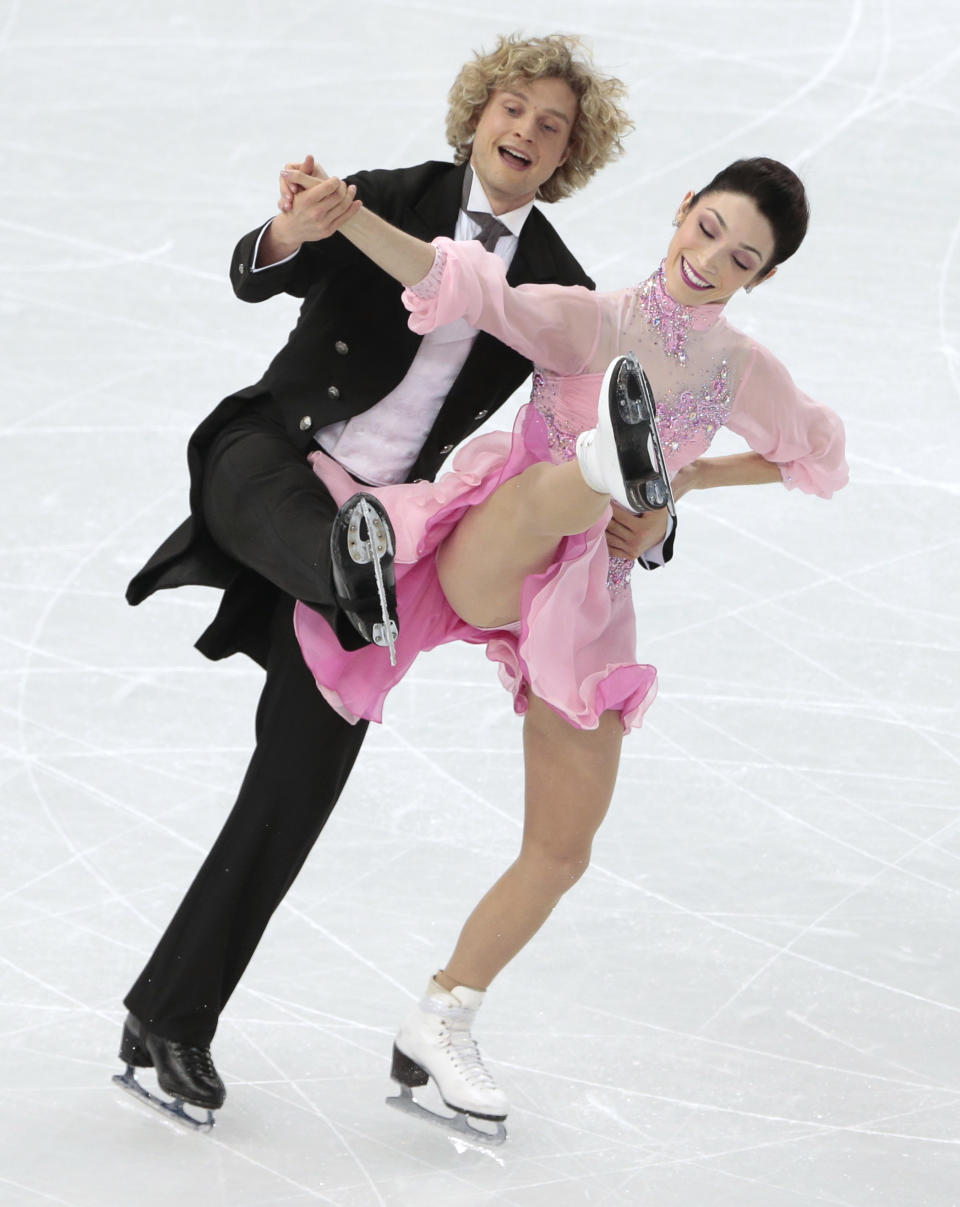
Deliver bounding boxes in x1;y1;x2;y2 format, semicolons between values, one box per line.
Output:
124;411;368;1045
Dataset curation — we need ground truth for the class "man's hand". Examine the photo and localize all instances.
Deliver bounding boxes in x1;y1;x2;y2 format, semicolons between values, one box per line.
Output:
257;158;362;267
604;503;670;559
603;461;704;559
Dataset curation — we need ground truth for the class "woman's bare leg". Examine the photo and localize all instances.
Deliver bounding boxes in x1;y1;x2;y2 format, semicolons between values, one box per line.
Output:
438;692;623;991
437;460;609;629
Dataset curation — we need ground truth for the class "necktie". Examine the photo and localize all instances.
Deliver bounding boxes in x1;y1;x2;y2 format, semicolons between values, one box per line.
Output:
461;167;511;252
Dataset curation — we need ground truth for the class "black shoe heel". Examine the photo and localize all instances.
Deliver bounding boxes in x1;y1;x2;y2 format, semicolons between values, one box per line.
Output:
610;354;675;515
616;362;645;425
331;493;399;658
119;1020;152;1069
391;1044;429;1088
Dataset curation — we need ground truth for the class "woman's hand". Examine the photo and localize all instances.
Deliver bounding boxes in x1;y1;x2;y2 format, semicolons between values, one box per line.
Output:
278;153;320;212
602;455;780;559
277;165;361;242
257;161;362;267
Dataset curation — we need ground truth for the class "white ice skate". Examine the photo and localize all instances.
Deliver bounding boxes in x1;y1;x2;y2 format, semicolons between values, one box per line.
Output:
386;980;508;1145
576;353;676;515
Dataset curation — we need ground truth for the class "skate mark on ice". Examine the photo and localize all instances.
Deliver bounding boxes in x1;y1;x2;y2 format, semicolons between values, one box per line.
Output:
583;1002;958;1093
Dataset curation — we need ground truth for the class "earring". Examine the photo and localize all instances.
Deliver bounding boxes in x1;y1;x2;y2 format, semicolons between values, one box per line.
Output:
671;217;680;228
744;284;754;294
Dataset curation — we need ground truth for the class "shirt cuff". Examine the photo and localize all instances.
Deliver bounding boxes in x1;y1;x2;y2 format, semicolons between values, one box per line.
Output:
251;218;300;272
636;512;677;570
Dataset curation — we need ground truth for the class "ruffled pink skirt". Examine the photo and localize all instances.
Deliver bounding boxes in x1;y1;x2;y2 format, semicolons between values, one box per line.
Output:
293;404;657;732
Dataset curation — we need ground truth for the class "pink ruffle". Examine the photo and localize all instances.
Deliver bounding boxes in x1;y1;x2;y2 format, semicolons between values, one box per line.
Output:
293;404;657;732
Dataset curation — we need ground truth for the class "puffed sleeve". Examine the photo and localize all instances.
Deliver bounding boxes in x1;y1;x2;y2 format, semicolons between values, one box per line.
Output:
401;237;602;376
726;343;849;498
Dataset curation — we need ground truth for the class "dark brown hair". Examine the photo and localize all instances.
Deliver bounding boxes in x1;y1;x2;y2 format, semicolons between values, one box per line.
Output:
691;158;809;271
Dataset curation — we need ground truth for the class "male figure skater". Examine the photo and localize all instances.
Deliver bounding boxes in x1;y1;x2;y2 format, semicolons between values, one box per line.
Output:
117;34;636;1123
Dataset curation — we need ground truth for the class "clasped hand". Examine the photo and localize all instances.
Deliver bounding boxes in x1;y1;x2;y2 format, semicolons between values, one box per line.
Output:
604;504;669;559
275;153;362;241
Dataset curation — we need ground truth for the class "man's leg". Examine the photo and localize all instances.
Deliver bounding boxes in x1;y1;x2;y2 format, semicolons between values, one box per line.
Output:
121;412;369;1108
200;408;395;650
122;594;368;1094
202;407;342;621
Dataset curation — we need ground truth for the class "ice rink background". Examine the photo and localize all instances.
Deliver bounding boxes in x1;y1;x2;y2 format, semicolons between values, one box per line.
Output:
2;1;959;1203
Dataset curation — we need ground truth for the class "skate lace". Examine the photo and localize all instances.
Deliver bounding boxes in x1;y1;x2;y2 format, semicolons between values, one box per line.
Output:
443;1027;497;1089
175;1043;218;1081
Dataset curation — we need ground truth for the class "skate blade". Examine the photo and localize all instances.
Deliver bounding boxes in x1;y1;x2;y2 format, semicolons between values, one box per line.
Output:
113;1065;215;1132
386;1084;507;1146
358;498;397;666
615;355;676;517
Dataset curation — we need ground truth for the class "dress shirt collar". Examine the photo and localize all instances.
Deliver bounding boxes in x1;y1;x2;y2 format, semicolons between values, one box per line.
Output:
463;167;534;237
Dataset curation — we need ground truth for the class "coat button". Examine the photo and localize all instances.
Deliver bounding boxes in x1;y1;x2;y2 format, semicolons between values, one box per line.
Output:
299;415;312;431
473;409;489;422
439;443;454;455
334;340;349;355
327;385;340;399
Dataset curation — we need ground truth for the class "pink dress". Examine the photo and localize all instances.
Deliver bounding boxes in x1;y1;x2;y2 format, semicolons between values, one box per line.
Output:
294;240;848;731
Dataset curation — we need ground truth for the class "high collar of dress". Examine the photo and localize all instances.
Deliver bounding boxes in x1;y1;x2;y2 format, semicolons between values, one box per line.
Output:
645;261;727;332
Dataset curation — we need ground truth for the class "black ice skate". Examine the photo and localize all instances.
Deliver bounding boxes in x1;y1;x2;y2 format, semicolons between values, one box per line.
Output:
576;353;676;516
112;1013;224;1131
385;981;508;1146
331;492;398;665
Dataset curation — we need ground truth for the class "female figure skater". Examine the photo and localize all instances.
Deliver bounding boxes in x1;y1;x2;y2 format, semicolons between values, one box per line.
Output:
286;157;848;1139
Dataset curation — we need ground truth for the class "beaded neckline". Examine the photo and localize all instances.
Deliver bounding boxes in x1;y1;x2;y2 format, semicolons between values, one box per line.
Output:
634;263;726;364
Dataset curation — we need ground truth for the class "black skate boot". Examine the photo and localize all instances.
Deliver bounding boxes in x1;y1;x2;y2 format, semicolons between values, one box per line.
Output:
331;492;399;665
576;353;676;515
113;1013;224;1130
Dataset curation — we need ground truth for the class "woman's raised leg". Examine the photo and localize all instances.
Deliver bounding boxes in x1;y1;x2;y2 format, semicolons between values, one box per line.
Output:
437;353;666;629
437;458;608;628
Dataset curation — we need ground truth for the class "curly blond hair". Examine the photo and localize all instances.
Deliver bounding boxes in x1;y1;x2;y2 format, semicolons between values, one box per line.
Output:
446;33;633;203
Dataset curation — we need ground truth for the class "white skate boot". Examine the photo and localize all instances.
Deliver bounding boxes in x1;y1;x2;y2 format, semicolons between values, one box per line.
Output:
386;979;508;1144
575;352;675;515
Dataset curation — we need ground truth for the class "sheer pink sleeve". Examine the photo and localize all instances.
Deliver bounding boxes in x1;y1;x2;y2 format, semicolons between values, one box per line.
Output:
727;344;848;498
401;237;601;376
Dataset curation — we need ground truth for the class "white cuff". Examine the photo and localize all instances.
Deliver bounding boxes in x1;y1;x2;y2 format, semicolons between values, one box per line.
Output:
251;218;300;272
636;511;676;569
